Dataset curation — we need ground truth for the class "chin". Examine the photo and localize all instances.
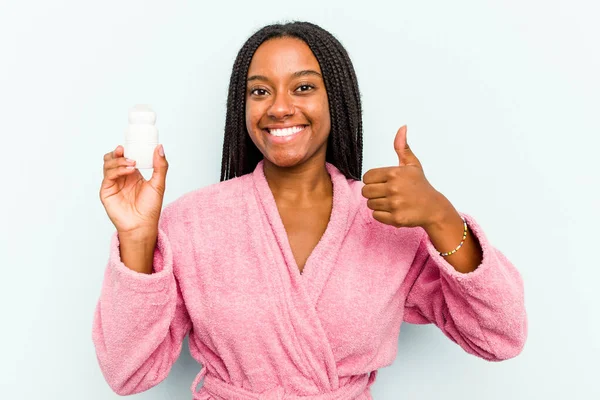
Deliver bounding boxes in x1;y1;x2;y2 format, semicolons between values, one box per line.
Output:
264;153;308;168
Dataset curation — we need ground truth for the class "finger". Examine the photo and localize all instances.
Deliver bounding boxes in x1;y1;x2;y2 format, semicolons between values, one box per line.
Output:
104;163;138;181
148;144;168;194
371;210;395;226
361;182;387;199
362;166;396;185
366;197;390;212
394;125;421;167
104;155;136;173
114;145;124;158
394;125;409;165
104;145;124;162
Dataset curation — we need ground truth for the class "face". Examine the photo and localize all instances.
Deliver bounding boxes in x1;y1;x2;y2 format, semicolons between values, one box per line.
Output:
245;37;331;168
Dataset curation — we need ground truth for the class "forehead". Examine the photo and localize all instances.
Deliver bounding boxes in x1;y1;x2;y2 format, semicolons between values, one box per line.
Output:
247;37;322;76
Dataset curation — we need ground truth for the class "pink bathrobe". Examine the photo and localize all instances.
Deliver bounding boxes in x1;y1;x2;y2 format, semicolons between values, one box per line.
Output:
92;159;527;399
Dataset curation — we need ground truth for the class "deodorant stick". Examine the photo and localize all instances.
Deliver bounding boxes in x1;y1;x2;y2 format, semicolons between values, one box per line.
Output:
124;104;158;169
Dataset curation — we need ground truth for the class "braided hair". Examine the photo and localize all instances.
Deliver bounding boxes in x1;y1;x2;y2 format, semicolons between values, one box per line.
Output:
219;21;363;182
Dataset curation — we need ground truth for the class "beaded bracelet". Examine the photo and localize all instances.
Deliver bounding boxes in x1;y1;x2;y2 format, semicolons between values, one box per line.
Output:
438;215;468;257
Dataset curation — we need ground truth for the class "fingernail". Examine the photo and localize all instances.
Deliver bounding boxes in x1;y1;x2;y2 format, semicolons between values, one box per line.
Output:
158;144;165;157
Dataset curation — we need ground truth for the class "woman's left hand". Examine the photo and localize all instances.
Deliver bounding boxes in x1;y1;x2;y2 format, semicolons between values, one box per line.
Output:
361;125;455;229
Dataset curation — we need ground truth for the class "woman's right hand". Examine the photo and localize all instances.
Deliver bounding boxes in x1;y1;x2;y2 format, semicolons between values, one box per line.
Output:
99;144;168;238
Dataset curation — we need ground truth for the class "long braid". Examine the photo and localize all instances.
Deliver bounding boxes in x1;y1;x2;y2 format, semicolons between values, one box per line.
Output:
220;21;363;181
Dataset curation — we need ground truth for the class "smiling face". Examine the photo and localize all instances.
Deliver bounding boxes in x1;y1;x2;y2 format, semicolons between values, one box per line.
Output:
245;37;331;169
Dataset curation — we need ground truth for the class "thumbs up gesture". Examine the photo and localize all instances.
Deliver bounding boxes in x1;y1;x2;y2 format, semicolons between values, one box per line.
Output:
361;125;454;229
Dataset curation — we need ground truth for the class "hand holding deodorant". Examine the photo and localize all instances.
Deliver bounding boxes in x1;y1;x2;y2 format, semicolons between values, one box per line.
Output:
124;105;158;169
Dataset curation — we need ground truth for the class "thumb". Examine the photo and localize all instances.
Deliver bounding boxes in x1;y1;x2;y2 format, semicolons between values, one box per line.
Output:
149;144;168;193
393;125;418;166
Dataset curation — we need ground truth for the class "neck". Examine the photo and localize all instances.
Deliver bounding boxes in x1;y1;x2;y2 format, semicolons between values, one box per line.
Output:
262;158;332;207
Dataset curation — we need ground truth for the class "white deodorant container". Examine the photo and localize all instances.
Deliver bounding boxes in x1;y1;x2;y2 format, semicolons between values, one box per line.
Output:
124;104;158;169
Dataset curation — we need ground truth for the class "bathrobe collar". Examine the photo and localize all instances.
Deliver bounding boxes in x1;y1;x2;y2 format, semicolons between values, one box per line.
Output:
251;159;353;307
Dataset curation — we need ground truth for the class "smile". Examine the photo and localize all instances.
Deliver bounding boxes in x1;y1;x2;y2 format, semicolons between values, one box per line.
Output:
267;125;307;137
264;125;308;144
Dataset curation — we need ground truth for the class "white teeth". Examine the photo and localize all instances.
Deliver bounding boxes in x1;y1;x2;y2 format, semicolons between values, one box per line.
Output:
268;125;305;137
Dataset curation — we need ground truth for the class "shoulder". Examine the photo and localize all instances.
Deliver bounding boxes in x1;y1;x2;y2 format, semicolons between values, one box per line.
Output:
346;177;372;227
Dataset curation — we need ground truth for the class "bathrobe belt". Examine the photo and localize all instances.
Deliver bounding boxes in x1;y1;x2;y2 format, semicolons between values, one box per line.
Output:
192;365;377;399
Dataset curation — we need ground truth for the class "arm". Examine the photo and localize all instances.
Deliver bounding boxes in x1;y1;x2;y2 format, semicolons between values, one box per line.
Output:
403;212;528;361
423;205;482;274
118;229;157;274
91;205;192;395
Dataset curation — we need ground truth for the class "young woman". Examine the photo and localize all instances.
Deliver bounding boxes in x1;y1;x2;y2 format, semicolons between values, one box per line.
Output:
95;21;527;399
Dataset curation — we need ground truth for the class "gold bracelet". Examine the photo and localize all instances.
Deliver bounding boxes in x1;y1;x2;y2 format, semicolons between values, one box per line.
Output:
439;216;468;257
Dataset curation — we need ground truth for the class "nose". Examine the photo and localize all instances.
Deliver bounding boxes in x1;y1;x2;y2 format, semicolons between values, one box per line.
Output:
267;92;295;119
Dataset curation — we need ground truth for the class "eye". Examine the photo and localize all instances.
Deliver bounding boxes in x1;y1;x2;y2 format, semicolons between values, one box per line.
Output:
295;84;315;93
249;88;268;96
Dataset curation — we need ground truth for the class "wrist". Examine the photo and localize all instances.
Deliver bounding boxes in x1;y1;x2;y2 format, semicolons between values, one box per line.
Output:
117;230;158;275
423;193;458;232
118;229;158;246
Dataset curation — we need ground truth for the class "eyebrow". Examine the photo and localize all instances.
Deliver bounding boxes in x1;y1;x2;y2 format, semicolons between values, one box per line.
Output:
247;69;322;83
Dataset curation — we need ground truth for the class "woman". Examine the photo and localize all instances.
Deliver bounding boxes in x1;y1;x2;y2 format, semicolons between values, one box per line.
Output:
95;21;527;399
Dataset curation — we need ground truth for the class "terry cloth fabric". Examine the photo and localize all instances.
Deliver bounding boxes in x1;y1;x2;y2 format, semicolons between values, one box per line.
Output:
92;159;527;399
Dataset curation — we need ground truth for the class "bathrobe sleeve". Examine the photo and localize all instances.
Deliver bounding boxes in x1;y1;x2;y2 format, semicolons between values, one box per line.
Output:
92;204;192;395
403;212;527;361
